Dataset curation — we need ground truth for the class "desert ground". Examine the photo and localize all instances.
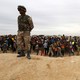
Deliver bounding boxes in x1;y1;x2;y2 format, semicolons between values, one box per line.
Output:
0;52;80;80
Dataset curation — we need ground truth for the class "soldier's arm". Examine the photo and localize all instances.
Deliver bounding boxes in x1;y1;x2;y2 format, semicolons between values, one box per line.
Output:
28;17;34;31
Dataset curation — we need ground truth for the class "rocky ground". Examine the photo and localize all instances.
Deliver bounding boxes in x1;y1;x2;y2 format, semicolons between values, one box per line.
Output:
0;53;80;80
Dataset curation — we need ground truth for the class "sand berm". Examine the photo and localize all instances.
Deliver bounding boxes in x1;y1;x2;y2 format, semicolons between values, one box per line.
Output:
0;53;80;80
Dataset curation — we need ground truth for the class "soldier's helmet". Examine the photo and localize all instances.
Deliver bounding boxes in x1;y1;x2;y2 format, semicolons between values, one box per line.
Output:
17;5;26;12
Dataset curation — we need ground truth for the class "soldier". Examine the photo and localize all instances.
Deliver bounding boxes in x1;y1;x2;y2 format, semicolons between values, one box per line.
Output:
17;5;34;59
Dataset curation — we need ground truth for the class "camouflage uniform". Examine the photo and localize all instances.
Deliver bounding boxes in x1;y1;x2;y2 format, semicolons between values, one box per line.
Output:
17;5;34;58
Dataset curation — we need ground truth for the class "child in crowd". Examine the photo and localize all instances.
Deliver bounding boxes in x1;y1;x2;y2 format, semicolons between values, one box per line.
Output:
69;42;74;56
2;41;8;53
48;44;53;57
35;43;39;55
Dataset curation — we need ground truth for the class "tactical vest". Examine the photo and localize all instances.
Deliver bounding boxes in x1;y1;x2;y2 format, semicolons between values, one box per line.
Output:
18;15;30;31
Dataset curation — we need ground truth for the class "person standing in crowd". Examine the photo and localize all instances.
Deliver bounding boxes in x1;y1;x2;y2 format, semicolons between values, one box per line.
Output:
17;5;34;59
48;44;53;57
2;40;8;53
43;40;48;56
35;42;39;55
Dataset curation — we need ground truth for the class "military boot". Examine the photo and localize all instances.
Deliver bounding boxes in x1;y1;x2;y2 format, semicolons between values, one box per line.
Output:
27;50;31;59
17;50;25;57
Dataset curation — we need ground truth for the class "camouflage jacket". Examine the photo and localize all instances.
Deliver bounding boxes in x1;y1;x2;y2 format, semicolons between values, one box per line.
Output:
18;15;34;31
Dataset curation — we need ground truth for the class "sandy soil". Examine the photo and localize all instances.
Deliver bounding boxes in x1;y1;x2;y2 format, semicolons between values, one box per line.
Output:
0;53;80;80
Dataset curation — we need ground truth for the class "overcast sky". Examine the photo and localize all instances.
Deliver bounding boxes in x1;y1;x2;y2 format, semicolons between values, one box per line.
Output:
0;0;80;36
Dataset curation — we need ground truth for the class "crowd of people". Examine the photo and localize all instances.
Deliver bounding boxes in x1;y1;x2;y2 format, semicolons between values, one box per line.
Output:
0;34;80;57
31;34;80;57
0;35;17;53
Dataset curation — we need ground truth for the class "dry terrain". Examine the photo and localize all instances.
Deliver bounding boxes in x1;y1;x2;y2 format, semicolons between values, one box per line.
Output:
0;53;80;80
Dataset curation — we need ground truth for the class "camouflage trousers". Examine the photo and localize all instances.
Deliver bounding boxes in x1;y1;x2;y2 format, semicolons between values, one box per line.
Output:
17;31;31;51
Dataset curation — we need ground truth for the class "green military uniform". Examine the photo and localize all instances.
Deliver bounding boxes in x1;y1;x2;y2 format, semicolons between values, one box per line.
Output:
17;5;34;59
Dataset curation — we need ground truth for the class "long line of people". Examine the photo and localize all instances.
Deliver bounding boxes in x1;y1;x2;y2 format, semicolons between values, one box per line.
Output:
0;34;80;57
31;35;80;57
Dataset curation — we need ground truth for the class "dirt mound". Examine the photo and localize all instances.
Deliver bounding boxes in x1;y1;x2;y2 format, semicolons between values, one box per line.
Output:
0;53;80;80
